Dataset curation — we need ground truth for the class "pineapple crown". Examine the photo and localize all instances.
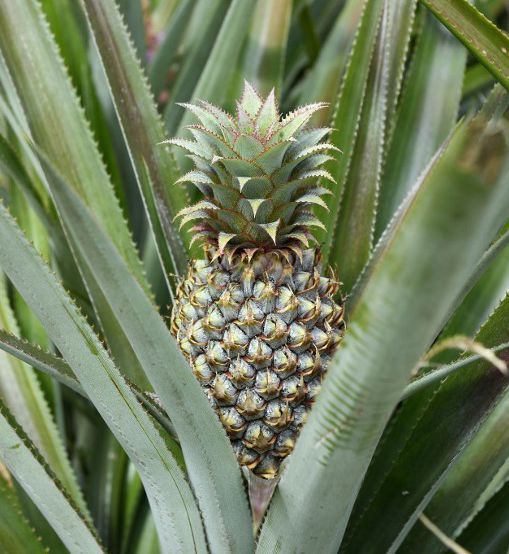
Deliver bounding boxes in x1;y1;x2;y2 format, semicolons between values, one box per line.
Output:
166;81;338;258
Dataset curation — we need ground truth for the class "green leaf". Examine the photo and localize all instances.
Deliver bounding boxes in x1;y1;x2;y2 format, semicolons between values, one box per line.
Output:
383;0;417;130
173;0;253;168
384;292;509;553
32;154;254;553
0;0;149;292
439;236;509;340
457;480;509;553
296;0;363;127
163;0;228;135
420;0;509;91
2;73;147;388
0;205;207;553
433;210;509;347
296;1;320;66
149;0;195;100
120;463;145;552
476;0;508;19
0;274;87;516
320;0;385;259
133;511;160;554
0;329;83;397
256;90;509;554
463;63;494;98
0;399;103;553
86;431;127;552
282;1;344;100
0;328;178;443
6;171;64;427
0;80;89;307
237;0;292;96
341;94;509;552
0;472;47;553
39;0;124;205
7;184;51;341
81;0;189;286
401;340;509;400
0;134;57;254
327;0;397;291
376;12;468;238
116;0;147;66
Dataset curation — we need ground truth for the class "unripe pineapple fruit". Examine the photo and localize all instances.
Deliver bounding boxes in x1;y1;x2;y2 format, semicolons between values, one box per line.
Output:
169;82;344;478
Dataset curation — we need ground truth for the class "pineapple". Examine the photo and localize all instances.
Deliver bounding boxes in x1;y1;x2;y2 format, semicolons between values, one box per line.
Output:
169;82;345;478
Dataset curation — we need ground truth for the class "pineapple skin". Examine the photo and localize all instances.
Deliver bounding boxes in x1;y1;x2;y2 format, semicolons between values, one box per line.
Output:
171;247;344;478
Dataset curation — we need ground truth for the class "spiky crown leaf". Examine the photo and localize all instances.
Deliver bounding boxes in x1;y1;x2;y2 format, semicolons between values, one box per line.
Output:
165;81;337;257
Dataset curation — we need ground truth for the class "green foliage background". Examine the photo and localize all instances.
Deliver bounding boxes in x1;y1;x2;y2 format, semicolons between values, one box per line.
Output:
0;0;508;552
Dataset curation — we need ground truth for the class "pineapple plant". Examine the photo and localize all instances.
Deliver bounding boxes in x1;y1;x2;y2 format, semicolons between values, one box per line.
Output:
169;84;344;478
0;0;508;553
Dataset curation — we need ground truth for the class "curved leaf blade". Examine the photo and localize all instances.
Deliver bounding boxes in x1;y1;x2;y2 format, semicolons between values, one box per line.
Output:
0;329;83;398
81;0;189;284
396;297;509;553
327;0;392;291
0;205;207;554
0;0;149;293
420;0;509;91
238;0;292;96
457;480;509;553
0;328;178;442
385;292;509;553
402;340;509;400
0;400;103;553
376;12;468;238
326;0;416;291
0;471;47;553
34;155;254;553
340;93;509;554
0;273;87;516
297;0;364;127
320;0;384;258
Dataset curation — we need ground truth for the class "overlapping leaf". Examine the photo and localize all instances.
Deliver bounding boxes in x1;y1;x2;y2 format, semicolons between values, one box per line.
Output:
0;203;206;553
81;0;189;287
32;154;253;554
420;0;509;91
0;399;103;553
376;12;468;238
0;0;148;291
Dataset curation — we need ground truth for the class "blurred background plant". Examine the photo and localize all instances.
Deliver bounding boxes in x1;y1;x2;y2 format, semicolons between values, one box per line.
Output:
0;0;509;552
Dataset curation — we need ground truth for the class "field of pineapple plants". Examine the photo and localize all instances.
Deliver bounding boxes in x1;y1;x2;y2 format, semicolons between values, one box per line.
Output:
1;0;509;552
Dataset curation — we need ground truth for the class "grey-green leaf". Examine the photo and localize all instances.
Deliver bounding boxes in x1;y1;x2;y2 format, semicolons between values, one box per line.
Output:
0;0;149;293
32;154;253;553
420;0;509;91
0;273;87;516
0;204;207;553
0;472;47;553
0;399;103;553
81;0;189;285
376;12;467;238
320;0;384;259
0;328;178;442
